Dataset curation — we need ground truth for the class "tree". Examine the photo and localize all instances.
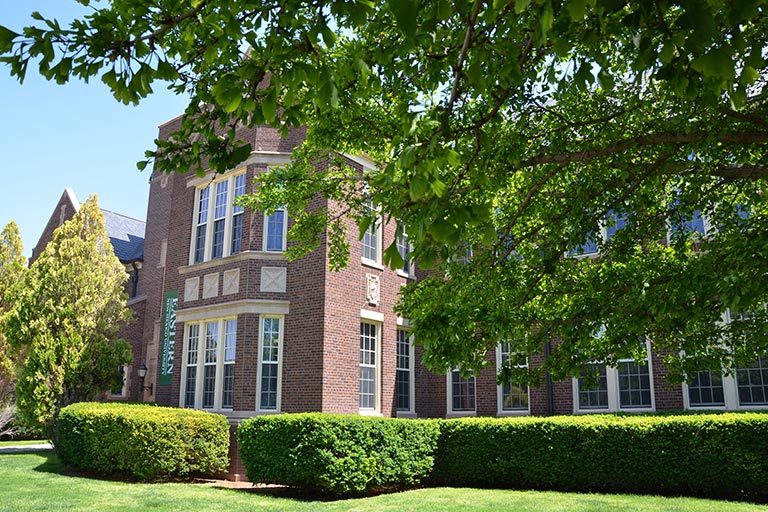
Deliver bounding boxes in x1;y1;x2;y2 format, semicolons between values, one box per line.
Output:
3;1;768;384
0;221;26;437
5;196;131;437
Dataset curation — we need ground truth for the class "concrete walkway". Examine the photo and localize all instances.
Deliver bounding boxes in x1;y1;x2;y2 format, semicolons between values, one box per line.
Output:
0;443;53;453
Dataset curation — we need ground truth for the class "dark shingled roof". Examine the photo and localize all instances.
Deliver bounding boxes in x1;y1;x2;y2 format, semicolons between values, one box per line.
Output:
101;209;145;263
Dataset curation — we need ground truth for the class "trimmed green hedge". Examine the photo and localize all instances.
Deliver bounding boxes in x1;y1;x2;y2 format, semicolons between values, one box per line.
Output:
431;413;768;501
57;402;230;481
238;413;440;496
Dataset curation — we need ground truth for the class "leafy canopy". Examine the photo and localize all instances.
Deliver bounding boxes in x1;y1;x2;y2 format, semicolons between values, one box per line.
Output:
4;196;132;433
3;0;768;383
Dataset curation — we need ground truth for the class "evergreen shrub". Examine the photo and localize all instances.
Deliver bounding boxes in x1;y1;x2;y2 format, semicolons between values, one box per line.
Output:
57;402;229;481
238;413;440;496
432;413;768;502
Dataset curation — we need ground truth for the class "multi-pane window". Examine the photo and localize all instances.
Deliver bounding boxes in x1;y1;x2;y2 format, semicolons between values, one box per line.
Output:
617;360;653;408
577;363;609;410
259;316;282;411
575;353;654;412
361;200;380;263
396;329;413;412
687;370;725;407
181;318;237;410
264;208;287;252
498;342;529;413
191;172;247;264
736;356;768;406
496;342;528;413
221;319;237;409
231;174;247;254
449;369;476;414
359;322;378;411
396;226;411;275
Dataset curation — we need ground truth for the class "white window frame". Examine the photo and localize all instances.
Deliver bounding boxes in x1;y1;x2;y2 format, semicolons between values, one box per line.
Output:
570;210;628;258
262;207;288;253
256;315;284;413
447;369;476;417
396;224;415;278
179;317;237;411
572;342;655;413
496;343;530;416
666;209;710;245
361;199;382;267
395;325;416;417
683;309;768;410
189;170;248;265
359;319;382;415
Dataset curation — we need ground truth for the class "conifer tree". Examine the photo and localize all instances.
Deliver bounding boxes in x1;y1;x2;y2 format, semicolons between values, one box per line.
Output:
5;196;132;437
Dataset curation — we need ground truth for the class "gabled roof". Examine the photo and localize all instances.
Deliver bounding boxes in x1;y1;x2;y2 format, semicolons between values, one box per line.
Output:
32;189;146;265
102;209;145;264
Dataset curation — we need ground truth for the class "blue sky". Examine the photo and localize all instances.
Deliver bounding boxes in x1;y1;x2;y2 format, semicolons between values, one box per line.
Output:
0;1;190;257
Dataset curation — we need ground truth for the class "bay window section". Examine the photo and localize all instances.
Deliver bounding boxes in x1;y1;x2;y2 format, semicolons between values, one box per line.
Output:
231;174;247;255
190;171;247;264
181;317;237;411
264;208;287;252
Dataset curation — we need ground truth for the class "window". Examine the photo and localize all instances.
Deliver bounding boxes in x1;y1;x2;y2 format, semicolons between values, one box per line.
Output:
359;322;379;412
231;174;247;254
497;343;529;414
110;364;127;398
264;207;287;252
191;172;247;264
569;210;628;257
181;318;237;410
396;329;414;414
448;369;476;415
258;316;283;411
687;371;725;407
361;199;380;264
684;309;768;410
574;349;654;412
396;225;412;275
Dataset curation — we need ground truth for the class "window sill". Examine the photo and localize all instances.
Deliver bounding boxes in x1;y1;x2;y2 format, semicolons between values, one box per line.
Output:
180;250;286;274
361;258;384;271
358;409;383;417
396;411;418;419
396;269;416;280
446;411;476;418
497;409;530;417
575;407;655;414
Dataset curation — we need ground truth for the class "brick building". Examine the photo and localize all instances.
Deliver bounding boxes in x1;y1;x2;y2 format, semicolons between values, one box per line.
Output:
34;120;768;474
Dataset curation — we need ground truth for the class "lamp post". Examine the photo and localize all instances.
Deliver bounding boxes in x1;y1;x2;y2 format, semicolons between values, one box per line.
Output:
137;364;153;399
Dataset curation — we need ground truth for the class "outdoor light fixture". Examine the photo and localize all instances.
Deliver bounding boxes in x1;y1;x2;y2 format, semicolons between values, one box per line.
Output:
137;364;153;395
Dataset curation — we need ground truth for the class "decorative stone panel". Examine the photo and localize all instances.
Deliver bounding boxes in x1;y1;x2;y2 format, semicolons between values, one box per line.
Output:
184;277;200;303
366;273;380;306
203;273;220;299
261;266;287;293
223;268;240;296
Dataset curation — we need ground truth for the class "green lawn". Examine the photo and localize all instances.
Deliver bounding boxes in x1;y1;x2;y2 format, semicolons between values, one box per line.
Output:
0;451;765;512
0;439;49;447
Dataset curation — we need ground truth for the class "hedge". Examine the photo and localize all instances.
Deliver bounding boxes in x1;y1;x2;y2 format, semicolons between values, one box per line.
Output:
57;402;230;481
238;413;440;496
431;413;768;502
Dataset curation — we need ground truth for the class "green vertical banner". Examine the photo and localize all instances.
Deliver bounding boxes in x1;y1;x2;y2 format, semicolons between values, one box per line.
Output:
159;290;178;386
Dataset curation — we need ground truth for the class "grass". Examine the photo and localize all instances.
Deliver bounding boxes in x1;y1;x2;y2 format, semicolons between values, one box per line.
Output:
0;439;49;447
0;451;766;512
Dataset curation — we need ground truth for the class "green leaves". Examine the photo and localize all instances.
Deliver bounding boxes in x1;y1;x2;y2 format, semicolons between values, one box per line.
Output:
388;0;420;39
0;26;18;53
